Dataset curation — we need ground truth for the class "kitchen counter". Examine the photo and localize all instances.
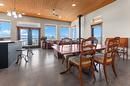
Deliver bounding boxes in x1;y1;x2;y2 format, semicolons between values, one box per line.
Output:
0;41;22;69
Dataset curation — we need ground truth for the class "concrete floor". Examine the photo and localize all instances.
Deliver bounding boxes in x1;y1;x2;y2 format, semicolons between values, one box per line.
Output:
0;49;130;86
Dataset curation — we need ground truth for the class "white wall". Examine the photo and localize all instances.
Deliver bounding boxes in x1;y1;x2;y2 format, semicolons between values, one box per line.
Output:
72;0;130;57
0;13;70;41
71;16;86;38
84;0;130;38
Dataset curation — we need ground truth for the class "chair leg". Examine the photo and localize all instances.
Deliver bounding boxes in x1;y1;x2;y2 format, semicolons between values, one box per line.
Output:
99;64;101;71
16;55;21;64
91;64;95;80
24;56;28;62
123;52;125;60
112;63;117;77
103;65;108;83
60;62;72;74
62;57;65;64
68;62;72;73
117;52;120;58
65;60;69;68
79;66;83;86
126;52;128;60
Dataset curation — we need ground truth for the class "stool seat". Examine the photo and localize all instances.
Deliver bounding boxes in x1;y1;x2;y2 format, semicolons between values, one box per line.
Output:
16;49;26;51
16;48;28;64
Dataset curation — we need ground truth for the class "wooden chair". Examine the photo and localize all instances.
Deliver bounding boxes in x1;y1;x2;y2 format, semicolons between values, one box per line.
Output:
59;38;74;66
41;36;47;48
76;38;85;43
94;38;118;83
67;37;98;86
105;37;120;45
118;38;128;60
105;37;120;57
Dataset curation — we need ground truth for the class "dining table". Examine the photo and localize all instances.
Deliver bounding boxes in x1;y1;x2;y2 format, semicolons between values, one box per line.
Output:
52;44;106;74
52;44;106;58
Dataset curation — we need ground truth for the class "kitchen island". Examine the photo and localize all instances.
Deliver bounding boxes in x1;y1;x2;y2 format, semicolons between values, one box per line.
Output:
0;41;22;69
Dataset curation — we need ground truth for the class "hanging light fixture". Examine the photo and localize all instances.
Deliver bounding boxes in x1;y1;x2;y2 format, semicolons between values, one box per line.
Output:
7;0;22;18
52;9;61;18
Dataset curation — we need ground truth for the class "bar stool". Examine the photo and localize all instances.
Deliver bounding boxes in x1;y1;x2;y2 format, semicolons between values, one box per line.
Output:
26;45;33;57
16;49;28;64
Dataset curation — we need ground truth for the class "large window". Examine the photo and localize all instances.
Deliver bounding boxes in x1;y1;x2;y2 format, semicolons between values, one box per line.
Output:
18;28;40;47
70;26;79;39
44;25;56;40
91;24;102;44
0;21;11;40
60;27;69;39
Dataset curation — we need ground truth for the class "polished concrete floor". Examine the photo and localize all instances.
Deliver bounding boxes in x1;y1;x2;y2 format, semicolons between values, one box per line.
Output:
0;49;130;86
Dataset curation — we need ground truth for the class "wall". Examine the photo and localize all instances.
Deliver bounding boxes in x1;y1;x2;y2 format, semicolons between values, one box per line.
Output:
72;0;130;57
0;13;71;41
71;16;86;38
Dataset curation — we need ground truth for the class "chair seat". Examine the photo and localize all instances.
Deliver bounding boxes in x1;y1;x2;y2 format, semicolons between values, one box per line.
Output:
94;55;112;64
69;56;91;65
64;54;75;59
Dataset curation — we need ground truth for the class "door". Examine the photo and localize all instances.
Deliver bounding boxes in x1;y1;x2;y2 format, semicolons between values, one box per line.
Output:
18;27;40;47
32;29;39;46
20;29;28;46
91;23;102;44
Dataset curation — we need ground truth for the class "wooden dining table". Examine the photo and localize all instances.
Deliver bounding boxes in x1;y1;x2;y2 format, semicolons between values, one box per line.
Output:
52;44;106;74
52;44;106;58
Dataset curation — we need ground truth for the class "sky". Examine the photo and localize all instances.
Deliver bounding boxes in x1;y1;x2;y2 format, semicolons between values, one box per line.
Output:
0;22;11;38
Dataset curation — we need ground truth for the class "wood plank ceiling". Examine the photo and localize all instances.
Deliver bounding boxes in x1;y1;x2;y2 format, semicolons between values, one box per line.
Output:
0;0;115;22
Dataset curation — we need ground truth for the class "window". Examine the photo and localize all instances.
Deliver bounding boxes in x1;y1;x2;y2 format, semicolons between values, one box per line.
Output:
0;21;11;40
70;27;79;39
60;27;69;39
18;28;40;47
91;24;102;44
44;25;56;40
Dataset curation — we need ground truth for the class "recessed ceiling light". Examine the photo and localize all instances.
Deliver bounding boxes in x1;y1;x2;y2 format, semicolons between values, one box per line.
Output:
37;13;41;15
58;16;62;19
0;3;4;7
72;4;76;7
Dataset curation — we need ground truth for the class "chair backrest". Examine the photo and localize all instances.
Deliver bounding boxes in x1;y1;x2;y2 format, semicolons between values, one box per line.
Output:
59;38;73;47
105;38;113;45
76;38;85;43
114;37;120;46
41;36;47;43
119;38;128;48
104;38;118;63
79;37;98;65
105;37;120;46
80;37;98;56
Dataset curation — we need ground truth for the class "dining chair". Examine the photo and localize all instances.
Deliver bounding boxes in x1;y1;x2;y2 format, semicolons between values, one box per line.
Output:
76;38;85;43
117;38;128;60
94;38;118;83
59;38;75;67
67;37;98;86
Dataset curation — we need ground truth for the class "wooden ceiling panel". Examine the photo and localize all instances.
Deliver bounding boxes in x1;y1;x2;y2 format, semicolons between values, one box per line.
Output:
0;0;115;22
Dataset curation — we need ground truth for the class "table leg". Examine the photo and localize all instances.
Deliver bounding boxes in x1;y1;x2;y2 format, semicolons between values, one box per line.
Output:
60;64;72;74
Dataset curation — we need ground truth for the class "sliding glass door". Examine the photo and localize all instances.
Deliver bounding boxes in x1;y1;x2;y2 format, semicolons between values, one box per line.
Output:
32;29;39;46
18;27;40;47
91;23;102;44
20;29;29;46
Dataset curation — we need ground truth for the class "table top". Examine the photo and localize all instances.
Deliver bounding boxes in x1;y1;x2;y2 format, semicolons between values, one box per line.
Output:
52;44;106;55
